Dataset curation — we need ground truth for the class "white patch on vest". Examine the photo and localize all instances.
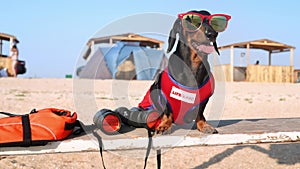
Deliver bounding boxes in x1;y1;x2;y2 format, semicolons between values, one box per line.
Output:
170;86;196;104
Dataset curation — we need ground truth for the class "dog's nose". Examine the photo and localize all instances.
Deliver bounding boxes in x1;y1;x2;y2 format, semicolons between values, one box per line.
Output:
203;23;218;42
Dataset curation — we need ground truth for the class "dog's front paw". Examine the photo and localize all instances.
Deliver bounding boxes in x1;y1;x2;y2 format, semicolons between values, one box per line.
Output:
156;114;173;134
197;122;218;134
156;124;172;134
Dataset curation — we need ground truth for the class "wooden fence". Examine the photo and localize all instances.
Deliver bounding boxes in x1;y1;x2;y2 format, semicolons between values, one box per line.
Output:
294;70;300;83
246;65;293;83
213;64;231;82
213;64;294;83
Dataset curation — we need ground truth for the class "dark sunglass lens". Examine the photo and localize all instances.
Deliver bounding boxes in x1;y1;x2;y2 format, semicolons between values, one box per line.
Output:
210;16;228;32
182;14;202;31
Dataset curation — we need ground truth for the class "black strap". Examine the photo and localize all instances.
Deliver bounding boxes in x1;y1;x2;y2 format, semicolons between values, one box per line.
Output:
91;127;161;169
144;130;161;169
0;112;18;117
0;112;32;147
144;130;153;169
157;149;161;169
21;114;32;146
92;130;106;169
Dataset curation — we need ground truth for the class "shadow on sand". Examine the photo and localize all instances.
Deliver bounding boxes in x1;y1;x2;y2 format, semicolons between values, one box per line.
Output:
192;143;300;169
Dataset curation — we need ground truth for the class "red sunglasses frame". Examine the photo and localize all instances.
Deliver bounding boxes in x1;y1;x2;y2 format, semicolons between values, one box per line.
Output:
178;12;231;32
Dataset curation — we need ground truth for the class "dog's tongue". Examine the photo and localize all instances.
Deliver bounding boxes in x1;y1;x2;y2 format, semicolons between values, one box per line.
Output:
198;45;215;54
192;42;215;54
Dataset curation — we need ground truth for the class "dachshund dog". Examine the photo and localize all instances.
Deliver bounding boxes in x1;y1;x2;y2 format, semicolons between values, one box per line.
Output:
138;10;231;134
113;10;231;134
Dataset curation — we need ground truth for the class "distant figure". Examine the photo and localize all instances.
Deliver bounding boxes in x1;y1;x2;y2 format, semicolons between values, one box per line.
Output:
10;44;19;77
255;60;260;65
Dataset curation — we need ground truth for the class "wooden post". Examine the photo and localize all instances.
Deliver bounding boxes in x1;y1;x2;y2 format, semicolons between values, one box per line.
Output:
246;43;250;66
0;39;2;55
290;48;294;83
90;41;95;57
213;50;217;67
290;48;294;66
230;46;234;82
268;52;272;66
109;38;113;46
9;37;14;56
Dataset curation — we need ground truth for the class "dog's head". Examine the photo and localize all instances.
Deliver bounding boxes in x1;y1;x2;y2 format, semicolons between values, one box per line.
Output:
167;10;231;74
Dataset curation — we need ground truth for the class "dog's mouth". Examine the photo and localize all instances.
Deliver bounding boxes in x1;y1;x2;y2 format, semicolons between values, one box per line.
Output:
191;41;215;55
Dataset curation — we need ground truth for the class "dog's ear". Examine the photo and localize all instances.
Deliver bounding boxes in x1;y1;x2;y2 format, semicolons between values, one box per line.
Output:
167;18;183;53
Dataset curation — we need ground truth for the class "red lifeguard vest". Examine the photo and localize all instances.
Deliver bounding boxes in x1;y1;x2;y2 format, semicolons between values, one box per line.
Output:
138;68;214;125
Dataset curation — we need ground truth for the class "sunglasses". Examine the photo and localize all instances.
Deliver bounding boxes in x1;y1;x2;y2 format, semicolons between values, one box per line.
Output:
178;12;231;32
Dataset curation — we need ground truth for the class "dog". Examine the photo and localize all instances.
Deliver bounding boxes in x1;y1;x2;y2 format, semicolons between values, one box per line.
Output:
138;10;231;134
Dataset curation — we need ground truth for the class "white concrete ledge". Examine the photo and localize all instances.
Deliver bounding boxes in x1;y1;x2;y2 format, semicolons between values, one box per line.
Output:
1;131;300;156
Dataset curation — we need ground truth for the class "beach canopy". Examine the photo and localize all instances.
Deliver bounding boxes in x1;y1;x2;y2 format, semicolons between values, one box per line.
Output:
78;41;168;80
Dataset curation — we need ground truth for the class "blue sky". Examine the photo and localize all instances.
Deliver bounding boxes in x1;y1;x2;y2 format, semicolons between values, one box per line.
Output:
1;1;299;78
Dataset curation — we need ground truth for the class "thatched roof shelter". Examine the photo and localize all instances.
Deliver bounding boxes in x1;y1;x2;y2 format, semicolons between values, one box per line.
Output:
0;33;19;43
83;33;164;60
217;39;296;82
218;39;295;66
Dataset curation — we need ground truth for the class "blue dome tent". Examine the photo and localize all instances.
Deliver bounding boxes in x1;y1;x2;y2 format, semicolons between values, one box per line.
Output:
78;33;168;80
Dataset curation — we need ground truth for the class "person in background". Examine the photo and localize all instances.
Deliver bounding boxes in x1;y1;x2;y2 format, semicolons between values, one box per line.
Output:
10;44;19;77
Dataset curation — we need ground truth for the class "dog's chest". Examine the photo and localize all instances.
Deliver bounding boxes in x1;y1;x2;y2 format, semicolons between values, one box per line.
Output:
160;70;214;124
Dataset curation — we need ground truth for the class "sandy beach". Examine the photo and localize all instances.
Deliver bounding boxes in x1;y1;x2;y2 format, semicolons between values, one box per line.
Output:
0;78;300;169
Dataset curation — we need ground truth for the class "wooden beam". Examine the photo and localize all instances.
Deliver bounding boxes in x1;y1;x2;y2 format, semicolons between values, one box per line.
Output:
250;42;286;47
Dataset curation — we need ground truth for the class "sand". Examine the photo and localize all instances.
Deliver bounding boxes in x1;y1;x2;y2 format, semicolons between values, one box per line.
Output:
0;78;300;169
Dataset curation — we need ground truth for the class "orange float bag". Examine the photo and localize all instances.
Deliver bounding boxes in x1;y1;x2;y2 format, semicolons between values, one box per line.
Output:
0;108;78;147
